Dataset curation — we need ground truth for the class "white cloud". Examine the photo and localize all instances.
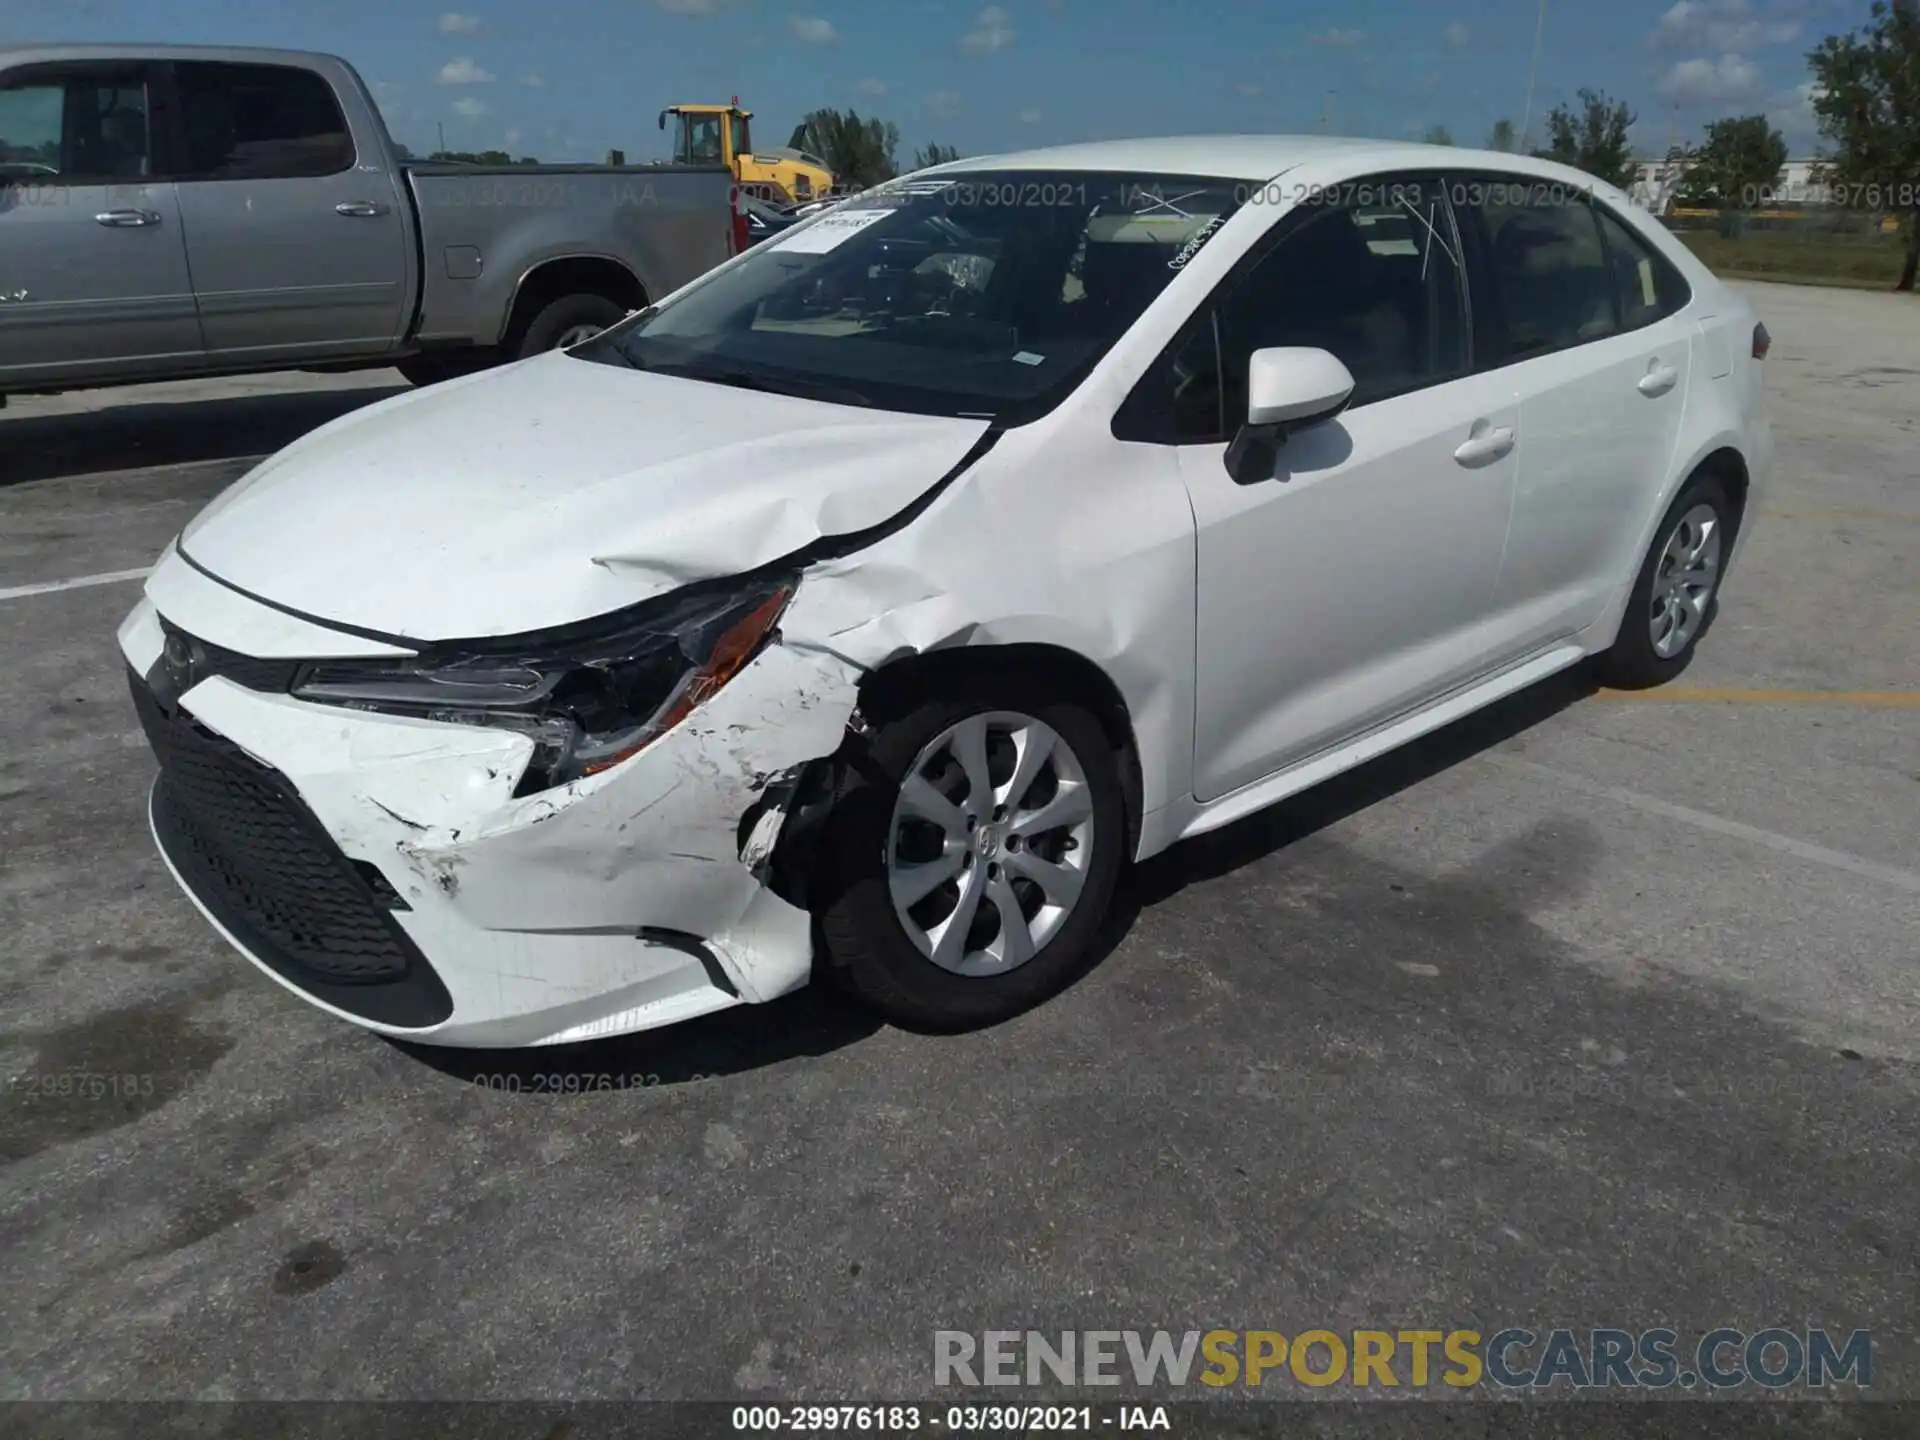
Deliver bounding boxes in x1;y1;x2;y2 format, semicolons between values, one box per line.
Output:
451;96;491;119
924;89;963;118
436;56;495;85
961;5;1014;52
657;0;724;11
1306;27;1366;47
1652;0;1799;51
438;12;485;35
1766;79;1826;151
1017;106;1042;123
1658;52;1763;104
518;73;545;87
504;127;522;147
789;15;837;41
1444;21;1470;49
857;77;890;97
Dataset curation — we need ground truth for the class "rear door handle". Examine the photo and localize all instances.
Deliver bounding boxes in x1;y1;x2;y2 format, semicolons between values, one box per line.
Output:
335;201;390;217
94;209;160;227
1454;425;1515;465
1638;362;1680;397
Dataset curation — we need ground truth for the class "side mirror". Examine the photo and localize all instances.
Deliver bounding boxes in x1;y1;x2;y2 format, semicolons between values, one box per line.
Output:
1224;347;1356;483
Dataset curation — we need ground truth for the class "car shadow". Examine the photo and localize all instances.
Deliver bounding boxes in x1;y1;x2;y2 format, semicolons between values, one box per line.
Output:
1127;661;1602;908
402;662;1604;1091
0;381;411;488
393;981;886;1091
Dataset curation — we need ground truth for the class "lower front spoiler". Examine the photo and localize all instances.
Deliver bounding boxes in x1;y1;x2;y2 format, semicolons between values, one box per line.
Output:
147;778;746;1048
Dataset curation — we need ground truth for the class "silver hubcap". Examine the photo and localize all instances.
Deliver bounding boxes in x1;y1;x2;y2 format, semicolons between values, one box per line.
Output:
554;323;604;349
1649;503;1722;659
886;711;1096;977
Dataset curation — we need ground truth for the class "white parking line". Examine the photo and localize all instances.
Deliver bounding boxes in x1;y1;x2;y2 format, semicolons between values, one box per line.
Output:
1492;755;1920;896
0;566;151;602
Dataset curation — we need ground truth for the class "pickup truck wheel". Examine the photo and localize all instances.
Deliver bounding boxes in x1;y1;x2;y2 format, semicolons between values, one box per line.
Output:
516;294;627;358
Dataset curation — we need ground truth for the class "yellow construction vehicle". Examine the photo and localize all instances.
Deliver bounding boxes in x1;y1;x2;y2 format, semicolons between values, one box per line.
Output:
657;98;834;207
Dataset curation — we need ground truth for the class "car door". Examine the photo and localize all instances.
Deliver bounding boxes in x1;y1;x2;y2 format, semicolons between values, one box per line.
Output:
164;59;410;361
1121;177;1522;803
1455;177;1696;649
0;59;202;385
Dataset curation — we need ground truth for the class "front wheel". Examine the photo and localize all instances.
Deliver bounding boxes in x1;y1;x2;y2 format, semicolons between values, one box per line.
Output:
815;680;1126;1031
1600;472;1735;689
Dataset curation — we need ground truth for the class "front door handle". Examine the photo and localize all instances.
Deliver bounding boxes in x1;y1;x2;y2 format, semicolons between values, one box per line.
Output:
1454;424;1515;466
94;209;160;227
1638;362;1680;397
335;201;390;217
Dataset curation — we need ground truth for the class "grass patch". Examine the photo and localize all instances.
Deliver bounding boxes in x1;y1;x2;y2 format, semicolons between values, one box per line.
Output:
1674;230;1912;290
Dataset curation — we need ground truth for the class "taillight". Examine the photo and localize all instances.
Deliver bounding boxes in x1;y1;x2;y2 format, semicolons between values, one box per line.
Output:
730;185;750;255
1752;322;1771;360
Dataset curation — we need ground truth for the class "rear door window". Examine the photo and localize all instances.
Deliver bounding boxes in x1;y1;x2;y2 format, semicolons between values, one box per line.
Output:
1465;181;1617;363
171;62;355;179
1594;202;1692;331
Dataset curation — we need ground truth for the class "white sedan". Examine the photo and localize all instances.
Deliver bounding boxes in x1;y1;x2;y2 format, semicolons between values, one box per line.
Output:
120;137;1772;1047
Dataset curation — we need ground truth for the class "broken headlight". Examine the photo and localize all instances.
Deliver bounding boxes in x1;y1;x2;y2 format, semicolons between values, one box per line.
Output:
291;578;794;794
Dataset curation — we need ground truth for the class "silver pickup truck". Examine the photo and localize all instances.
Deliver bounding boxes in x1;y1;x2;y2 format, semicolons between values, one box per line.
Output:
0;43;739;399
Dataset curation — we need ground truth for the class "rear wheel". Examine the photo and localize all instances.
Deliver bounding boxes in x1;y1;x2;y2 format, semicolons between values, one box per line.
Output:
515;293;627;359
1601;473;1734;689
816;679;1125;1031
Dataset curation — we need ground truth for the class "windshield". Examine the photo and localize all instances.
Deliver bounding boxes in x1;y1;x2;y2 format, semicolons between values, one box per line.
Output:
576;170;1246;422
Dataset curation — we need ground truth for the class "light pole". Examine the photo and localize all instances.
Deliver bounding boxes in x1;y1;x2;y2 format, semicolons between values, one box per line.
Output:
1519;0;1547;151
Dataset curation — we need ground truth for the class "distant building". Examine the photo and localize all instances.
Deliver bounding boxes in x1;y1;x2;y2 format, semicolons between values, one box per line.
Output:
1628;155;1831;213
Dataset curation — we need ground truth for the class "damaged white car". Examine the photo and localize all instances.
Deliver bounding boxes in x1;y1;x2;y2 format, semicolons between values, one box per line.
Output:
121;138;1771;1047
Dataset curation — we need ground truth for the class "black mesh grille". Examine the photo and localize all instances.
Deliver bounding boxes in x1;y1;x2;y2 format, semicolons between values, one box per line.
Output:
132;668;452;1027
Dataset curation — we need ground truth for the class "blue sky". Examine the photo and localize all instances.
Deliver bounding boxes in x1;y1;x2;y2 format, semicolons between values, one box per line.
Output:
8;0;1874;162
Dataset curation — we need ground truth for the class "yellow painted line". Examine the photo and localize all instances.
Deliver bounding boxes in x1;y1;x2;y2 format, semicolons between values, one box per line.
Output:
1597;687;1920;708
1761;508;1918;524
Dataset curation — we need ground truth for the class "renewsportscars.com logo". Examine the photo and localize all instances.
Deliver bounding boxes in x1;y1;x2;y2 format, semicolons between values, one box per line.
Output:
934;1328;1873;1392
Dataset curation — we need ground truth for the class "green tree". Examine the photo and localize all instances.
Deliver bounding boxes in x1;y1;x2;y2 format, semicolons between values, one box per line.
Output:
1487;117;1517;151
1679;115;1788;208
788;109;900;187
1423;124;1455;146
1534;88;1637;189
913;142;962;169
428;149;541;165
1807;0;1920;290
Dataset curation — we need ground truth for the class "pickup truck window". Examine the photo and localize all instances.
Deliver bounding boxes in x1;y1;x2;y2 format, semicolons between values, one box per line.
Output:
171;61;355;180
580;170;1246;423
0;64;152;181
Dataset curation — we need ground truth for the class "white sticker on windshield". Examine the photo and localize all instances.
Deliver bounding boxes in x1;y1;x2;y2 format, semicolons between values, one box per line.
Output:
774;207;894;253
1012;351;1045;366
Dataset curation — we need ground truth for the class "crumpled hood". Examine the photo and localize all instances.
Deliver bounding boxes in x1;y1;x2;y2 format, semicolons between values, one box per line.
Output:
179;351;992;641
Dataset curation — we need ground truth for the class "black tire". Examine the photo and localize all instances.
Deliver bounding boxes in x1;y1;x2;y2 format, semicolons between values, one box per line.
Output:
1600;472;1735;690
815;675;1127;1032
515;293;627;359
397;352;490;388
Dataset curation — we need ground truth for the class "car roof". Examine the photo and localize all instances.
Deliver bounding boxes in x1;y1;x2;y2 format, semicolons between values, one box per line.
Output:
0;42;352;68
919;135;1609;190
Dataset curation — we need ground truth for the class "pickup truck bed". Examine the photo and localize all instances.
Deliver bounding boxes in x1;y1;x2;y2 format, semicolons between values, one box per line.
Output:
0;44;739;398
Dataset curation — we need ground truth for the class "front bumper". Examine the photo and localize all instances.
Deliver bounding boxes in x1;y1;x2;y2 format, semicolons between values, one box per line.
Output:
119;559;860;1048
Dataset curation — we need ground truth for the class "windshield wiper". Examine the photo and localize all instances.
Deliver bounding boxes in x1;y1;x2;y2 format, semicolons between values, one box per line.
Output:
679;367;874;408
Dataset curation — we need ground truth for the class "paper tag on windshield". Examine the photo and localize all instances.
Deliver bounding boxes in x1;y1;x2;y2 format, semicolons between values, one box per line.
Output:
1638;258;1656;307
775;207;893;254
